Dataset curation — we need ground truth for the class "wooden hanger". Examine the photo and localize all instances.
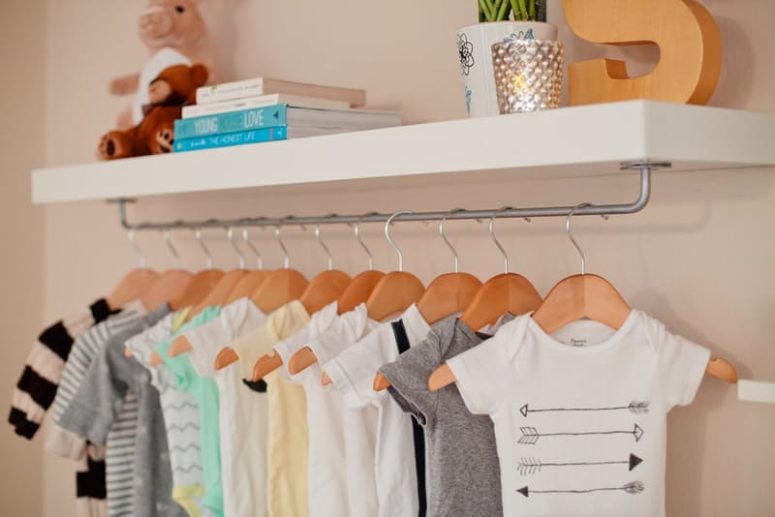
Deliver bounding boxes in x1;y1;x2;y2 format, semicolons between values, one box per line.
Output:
107;230;160;310
252;220;386;381
214;225;308;370
321;211;425;387
373;212;483;391
224;228;271;304
284;224;353;374
427;205;739;391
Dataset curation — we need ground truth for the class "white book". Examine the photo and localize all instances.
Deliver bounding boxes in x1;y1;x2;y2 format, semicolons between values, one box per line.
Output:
182;94;351;118
196;77;366;107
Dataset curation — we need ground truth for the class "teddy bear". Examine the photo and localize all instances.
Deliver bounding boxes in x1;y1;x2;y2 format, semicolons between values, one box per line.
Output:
109;0;214;129
98;63;208;160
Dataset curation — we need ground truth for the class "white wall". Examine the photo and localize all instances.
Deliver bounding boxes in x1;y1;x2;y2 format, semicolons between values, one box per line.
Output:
4;0;768;515
0;0;47;514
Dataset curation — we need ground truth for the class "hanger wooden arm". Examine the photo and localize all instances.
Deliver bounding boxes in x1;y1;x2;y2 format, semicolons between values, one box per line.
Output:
321;372;332;386
252;351;283;381
373;373;390;391
287;346;317;375
168;335;192;357
149;351;164;367
214;347;239;370
427;356;739;392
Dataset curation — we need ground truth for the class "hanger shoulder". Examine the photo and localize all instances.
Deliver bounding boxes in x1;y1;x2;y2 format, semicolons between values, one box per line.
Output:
224;270;270;305
188;269;249;319
366;271;425;322
141;269;194;312
170;270;224;311
461;273;542;331
252;351;283;381
300;270;351;315
338;270;385;314
532;273;630;334
214;346;240;370
107;268;160;309
417;272;482;325
428;363;455;392
373;372;391;391
251;269;309;314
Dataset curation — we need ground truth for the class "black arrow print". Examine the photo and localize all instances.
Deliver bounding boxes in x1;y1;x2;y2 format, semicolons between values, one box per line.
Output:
518;424;644;445
520;401;649;417
517;453;643;475
517;481;645;498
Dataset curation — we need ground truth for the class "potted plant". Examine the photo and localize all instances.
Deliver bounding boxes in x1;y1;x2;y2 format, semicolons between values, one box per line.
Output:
457;0;557;117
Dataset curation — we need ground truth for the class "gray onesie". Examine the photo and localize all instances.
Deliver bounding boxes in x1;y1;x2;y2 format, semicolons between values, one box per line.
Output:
59;305;187;517
379;315;507;517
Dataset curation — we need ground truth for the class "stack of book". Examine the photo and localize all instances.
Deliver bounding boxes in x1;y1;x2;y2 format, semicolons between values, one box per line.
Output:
173;78;401;152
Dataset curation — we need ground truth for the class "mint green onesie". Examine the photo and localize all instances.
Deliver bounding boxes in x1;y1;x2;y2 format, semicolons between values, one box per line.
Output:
156;306;223;517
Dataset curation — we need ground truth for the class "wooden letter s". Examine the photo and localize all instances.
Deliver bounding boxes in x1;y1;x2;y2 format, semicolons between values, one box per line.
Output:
563;0;722;105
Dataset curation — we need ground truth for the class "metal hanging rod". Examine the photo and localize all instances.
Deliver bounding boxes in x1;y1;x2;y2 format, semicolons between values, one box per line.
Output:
111;161;668;231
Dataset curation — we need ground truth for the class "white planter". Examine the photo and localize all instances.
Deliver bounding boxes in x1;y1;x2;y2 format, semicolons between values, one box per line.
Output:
457;21;557;118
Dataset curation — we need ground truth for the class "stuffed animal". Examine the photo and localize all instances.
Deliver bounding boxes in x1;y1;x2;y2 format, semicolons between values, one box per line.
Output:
99;63;208;160
110;0;213;129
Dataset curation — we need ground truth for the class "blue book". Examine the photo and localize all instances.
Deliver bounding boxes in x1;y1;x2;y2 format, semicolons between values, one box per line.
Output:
174;104;288;140
173;126;288;152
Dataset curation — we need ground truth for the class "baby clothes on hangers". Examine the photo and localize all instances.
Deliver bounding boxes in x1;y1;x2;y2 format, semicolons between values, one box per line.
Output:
298;303;379;517
9;298;116;439
229;299;311;517
157;306;224;517
379;315;513;517
125;309;208;517
46;300;147;517
322;304;431;517
58;305;186;517
181;297;267;517
447;311;711;517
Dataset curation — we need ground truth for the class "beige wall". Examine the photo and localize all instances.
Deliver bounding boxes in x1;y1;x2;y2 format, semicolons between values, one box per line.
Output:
0;0;768;515
0;0;47;514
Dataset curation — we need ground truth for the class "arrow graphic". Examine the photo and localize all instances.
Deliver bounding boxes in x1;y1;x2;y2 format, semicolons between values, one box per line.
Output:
517;481;645;498
520;401;649;417
517;453;643;475
518;424;644;445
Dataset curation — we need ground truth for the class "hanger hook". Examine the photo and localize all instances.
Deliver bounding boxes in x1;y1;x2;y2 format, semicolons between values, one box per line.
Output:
242;227;263;269
127;229;147;269
439;208;465;273
163;229;183;268
489;206;512;274
349;212;377;270
227;227;245;269
385;210;413;272
314;215;337;271
193;227;213;269
566;203;591;275
275;223;290;269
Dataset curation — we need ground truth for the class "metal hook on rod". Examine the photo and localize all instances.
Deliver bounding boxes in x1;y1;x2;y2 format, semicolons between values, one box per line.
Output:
566;202;591;275
385;210;413;272
226;226;245;269
348;213;376;270
439;208;466;273
488;206;513;274
314;215;337;271
163;229;183;268
127;229;147;269
275;223;291;269
242;227;263;270
193;227;213;269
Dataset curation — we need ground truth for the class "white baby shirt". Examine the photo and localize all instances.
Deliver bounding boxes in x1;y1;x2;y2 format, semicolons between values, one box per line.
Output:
447;310;711;517
184;298;268;517
323;304;431;517
285;303;378;517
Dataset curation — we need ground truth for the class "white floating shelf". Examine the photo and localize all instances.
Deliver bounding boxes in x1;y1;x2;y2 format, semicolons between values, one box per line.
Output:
31;100;775;204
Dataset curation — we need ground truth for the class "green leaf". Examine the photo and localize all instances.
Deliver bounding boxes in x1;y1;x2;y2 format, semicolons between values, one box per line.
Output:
478;0;493;21
518;0;529;20
528;0;536;20
509;0;521;20
496;0;511;21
